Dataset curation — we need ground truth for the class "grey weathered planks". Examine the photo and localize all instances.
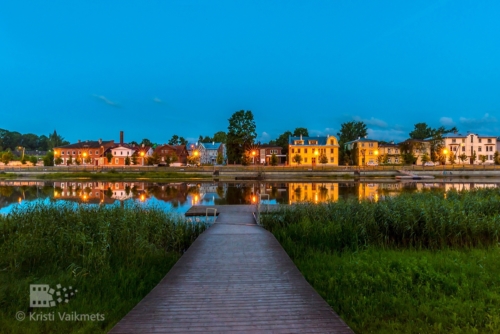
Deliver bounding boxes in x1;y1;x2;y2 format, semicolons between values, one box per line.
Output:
109;205;353;333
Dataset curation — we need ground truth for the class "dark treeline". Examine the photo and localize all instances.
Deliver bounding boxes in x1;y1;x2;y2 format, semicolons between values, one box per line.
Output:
0;129;69;152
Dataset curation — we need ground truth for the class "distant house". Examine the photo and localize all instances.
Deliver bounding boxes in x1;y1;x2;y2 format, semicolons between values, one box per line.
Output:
198;142;226;165
398;139;431;165
252;145;286;165
344;137;379;166
378;142;401;164
441;132;497;164
288;135;339;166
54;139;115;166
154;145;189;165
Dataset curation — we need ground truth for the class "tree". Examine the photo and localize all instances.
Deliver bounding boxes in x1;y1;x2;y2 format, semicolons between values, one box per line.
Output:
168;135;180;145
187;155;200;166
226;110;257;164
47;130;69;149
292;154;302;165
337;121;367;165
29;156;38;166
55;157;63;165
270;153;278;166
241;154;251;166
21;133;39;150
337;121;368;146
147;152;160;165
319;153;328;164
198;135;212;143
471;150;477;165
495;151;500;165
125;156;131;166
140;139;152;147
68;155;74;165
448;152;456;165
292;128;309;137
216;152;224;165
106;153;112;163
421;153;430;165
213;131;227;143
131;152;138;165
75;157;81;166
480;155;487;165
84;156;92;164
1;151;14;165
459;153;468;165
275;131;292;155
409;123;433;140
21;156;27;165
43;151;54;166
179;137;188;145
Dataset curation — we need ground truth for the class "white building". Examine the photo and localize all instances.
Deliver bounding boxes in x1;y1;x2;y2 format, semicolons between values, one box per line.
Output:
198;142;226;165
442;133;497;164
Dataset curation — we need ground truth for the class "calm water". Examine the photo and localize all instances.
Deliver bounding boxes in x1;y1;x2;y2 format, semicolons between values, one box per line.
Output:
1;179;499;215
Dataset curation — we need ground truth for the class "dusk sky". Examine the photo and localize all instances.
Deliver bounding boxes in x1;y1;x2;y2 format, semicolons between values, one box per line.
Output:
1;1;499;144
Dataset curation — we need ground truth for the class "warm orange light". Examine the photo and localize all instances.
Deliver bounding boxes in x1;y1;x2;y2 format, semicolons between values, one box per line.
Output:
252;195;256;203
314;150;318;156
374;150;379;156
194;195;199;202
140;194;145;201
194;151;199;157
83;152;87;157
18;197;22;203
83;194;87;200
140;152;145;157
252;151;256;156
443;149;448;155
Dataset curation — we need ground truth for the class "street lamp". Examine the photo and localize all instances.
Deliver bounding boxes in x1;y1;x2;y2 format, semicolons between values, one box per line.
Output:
140;151;145;166
252;150;256;165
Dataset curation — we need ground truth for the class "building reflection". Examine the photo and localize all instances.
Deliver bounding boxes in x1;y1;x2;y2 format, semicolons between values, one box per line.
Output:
288;183;338;204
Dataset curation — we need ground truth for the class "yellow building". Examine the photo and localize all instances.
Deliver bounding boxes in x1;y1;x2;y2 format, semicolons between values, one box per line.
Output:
344;137;379;166
378;142;401;164
288;135;339;166
398;139;431;165
288;182;339;203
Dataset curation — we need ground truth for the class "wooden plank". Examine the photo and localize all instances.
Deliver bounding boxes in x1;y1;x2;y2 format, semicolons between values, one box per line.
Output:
109;206;353;333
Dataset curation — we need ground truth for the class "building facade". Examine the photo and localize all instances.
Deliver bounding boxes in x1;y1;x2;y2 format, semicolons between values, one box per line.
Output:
198;142;226;165
54;139;115;166
378;142;401;164
288;135;339;166
344;137;379;166
442;133;497;164
154;145;189;165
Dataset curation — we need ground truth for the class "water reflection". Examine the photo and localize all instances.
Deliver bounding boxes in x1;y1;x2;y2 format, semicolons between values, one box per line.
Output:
0;180;499;214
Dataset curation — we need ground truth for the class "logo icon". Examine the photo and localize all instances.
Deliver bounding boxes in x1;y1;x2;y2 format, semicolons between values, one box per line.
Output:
30;284;78;308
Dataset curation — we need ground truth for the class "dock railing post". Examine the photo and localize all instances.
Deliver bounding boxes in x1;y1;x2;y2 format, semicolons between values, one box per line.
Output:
206;208;217;224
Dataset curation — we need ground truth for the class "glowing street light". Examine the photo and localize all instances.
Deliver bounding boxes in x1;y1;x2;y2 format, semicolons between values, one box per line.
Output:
140;151;145;166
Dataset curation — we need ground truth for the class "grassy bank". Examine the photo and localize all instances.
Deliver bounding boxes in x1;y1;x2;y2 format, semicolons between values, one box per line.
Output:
0;203;207;333
32;171;211;180
261;189;500;333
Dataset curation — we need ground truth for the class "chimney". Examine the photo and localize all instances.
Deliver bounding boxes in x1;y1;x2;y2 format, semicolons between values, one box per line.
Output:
120;131;124;144
98;138;102;144
78;139;81;143
300;134;302;140
142;143;144;148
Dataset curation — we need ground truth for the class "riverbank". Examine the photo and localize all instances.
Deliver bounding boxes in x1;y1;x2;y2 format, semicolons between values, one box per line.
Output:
260;189;500;333
0;203;207;333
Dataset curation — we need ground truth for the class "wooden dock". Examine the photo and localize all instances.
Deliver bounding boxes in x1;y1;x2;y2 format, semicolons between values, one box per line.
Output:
109;205;353;333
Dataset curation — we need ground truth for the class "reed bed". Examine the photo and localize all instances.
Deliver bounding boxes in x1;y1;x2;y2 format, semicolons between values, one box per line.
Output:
0;202;207;333
261;188;500;333
261;188;500;252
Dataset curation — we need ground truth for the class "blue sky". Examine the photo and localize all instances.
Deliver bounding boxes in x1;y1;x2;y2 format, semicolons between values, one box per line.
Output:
1;1;499;144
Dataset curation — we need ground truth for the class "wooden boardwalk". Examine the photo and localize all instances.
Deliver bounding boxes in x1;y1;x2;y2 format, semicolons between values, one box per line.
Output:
109;205;353;333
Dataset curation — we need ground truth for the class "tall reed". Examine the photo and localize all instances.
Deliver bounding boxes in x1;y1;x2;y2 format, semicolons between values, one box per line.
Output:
261;188;500;252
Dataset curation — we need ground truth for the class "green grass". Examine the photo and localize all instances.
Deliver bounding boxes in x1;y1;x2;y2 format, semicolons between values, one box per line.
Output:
33;171;211;180
0;172;17;179
0;203;207;333
261;188;500;333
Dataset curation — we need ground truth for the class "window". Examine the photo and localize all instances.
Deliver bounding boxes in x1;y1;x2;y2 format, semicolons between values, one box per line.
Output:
294;140;304;145
304;149;308;154
331;148;333;153
452;139;456;143
304;158;308;162
395;149;399;154
330;158;334;163
395;158;399;163
388;158;392;163
121;151;123;155
369;151;372;155
298;149;301;153
73;151;76;155
361;143;365;147
369;143;373;147
479;139;482;143
308;140;318;145
330;140;334;145
462;146;465;152
479;147;482;152
488;139;492;143
96;150;99;155
115;158;119;164
490;155;493;160
471;136;474;143
61;151;65;155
